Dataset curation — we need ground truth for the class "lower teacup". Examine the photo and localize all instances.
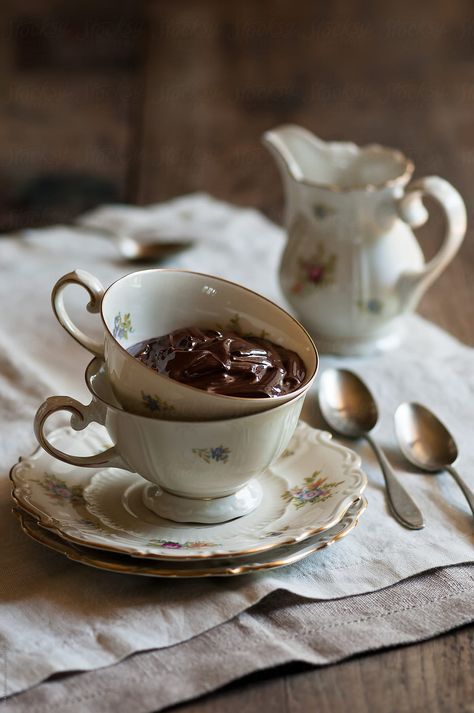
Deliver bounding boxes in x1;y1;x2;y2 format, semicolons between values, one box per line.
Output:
34;359;306;524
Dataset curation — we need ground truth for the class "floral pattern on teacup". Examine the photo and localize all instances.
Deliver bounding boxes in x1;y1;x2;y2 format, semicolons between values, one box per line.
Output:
33;473;84;505
147;538;220;549
141;392;176;417
227;313;242;333
113;312;134;340
192;446;231;464
216;314;270;340
291;244;337;294
282;472;344;509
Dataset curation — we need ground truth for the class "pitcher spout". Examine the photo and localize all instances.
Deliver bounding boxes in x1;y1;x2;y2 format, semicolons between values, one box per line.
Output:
262;125;327;227
262;124;328;184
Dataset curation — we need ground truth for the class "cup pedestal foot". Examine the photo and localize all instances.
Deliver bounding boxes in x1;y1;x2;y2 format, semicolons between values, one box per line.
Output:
142;479;263;524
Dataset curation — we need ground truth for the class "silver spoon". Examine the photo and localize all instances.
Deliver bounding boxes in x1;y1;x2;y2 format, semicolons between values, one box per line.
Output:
318;368;424;530
73;223;194;263
395;402;474;517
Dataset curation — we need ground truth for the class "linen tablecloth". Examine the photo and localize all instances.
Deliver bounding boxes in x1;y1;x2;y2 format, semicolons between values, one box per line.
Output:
4;565;473;713
1;194;473;704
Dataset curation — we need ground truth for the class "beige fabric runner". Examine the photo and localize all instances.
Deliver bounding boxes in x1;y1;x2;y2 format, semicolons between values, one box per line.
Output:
4;564;473;712
0;195;473;702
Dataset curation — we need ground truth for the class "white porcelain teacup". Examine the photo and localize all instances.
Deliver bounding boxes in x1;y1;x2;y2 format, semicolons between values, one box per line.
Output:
51;268;318;421
34;359;307;523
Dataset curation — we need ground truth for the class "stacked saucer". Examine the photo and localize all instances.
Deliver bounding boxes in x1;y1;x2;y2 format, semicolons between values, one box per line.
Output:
11;421;367;578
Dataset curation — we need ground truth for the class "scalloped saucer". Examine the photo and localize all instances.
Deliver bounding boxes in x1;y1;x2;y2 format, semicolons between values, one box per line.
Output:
10;421;367;561
15;499;367;578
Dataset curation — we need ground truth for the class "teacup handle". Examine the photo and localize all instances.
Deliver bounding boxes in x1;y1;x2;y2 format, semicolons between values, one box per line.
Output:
396;176;467;312
34;395;129;470
52;270;105;357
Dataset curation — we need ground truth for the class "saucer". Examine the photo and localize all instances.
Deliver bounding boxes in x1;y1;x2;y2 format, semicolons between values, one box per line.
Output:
10;421;367;561
14;497;367;578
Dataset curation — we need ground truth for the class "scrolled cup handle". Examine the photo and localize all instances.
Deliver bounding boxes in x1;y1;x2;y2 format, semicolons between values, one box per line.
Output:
52;269;105;357
34;395;129;470
396;176;467;312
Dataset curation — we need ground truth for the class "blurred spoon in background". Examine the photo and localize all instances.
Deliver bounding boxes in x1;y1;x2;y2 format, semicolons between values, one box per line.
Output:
73;223;194;263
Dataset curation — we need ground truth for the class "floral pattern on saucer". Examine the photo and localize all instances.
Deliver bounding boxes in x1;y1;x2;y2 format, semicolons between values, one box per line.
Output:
34;473;85;505
10;422;367;561
147;538;220;549
17;499;367;578
282;473;344;509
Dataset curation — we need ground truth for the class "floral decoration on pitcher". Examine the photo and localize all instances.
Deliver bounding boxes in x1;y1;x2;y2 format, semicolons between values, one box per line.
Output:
113;312;134;340
147;538;220;549
192;446;231;464
281;472;344;509
141;392;176;417
313;203;336;219
291;244;337;294
357;298;384;314
34;473;85;505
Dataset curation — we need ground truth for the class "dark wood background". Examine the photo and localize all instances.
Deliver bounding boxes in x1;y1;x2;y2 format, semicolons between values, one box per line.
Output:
1;0;473;710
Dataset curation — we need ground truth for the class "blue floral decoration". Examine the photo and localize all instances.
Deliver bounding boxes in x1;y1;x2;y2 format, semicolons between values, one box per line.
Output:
192;446;231;464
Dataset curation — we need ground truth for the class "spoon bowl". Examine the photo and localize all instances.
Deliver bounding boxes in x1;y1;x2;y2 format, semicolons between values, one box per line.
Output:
116;233;194;263
394;402;458;472
395;402;474;518
319;368;378;438
318;368;424;529
73;223;194;263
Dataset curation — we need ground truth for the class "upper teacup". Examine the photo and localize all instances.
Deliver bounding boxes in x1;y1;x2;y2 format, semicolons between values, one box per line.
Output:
52;268;318;420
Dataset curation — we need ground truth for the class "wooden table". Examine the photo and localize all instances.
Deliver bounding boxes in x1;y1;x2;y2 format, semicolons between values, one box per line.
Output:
1;1;473;710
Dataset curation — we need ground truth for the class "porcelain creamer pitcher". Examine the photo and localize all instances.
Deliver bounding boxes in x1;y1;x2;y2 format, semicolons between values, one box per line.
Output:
263;125;466;354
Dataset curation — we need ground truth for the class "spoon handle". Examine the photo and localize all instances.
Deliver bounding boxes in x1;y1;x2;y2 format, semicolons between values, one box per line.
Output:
365;435;425;530
446;465;474;517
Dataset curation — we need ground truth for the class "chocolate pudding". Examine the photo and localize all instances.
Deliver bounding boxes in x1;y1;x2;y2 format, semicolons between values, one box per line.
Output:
127;327;306;398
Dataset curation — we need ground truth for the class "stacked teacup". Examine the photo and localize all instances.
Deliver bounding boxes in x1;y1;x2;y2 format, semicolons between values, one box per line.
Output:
35;268;318;523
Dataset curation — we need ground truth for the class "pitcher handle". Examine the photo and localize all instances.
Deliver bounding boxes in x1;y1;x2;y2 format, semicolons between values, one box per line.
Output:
396;176;466;312
34;395;129;470
52;270;105;357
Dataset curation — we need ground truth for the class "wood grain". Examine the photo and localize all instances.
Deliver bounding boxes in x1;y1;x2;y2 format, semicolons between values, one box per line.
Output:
138;0;474;346
0;0;145;230
174;625;474;713
0;1;472;711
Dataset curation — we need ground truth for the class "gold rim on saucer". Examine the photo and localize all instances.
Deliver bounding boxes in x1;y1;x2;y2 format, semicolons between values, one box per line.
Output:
14;497;367;578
